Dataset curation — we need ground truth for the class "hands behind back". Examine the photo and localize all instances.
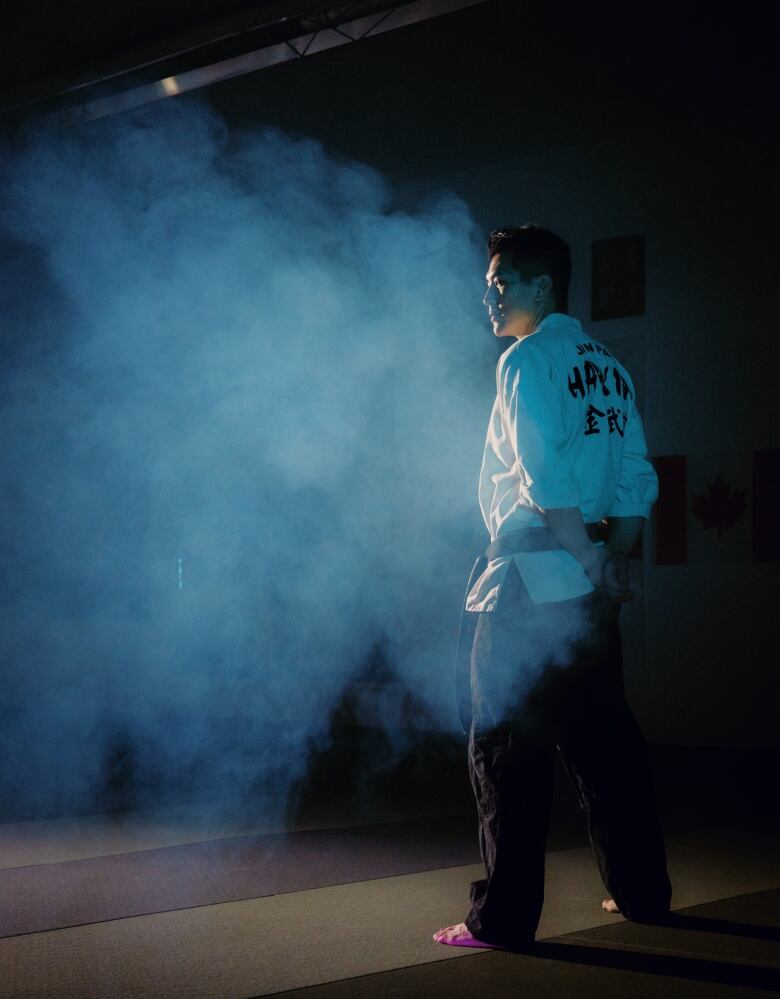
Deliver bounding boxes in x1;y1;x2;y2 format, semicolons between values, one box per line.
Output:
601;550;635;602
581;547;635;603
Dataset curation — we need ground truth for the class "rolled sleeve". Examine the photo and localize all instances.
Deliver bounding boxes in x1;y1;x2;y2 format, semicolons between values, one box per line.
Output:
501;345;580;510
606;406;659;518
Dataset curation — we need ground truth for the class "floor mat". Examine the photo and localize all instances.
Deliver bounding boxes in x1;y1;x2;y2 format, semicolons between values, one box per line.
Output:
0;813;480;938
263;888;780;999
556;888;780;969
2;840;778;999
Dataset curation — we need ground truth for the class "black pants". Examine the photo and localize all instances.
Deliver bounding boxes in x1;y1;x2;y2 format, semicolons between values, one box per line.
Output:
464;562;672;947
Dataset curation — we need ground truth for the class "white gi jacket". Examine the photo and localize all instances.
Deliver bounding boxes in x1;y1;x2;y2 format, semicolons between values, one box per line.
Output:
466;313;658;610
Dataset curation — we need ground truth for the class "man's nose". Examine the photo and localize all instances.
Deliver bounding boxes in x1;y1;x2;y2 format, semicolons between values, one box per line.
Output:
483;286;495;307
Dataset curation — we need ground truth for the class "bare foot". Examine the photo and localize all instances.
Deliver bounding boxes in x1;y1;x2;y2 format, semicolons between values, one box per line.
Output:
601;898;620;913
432;923;502;949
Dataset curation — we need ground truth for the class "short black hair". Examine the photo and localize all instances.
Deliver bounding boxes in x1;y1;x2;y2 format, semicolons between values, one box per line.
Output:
487;224;571;311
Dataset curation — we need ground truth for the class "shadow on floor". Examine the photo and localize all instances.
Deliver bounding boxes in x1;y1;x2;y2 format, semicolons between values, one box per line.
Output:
525;938;780;991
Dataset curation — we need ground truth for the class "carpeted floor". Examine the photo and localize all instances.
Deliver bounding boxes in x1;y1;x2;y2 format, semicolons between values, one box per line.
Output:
0;822;778;998
264;890;780;998
2;741;778;998
0;813;481;938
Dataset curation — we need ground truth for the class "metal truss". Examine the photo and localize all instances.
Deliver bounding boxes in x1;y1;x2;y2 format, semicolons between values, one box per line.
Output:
27;0;489;131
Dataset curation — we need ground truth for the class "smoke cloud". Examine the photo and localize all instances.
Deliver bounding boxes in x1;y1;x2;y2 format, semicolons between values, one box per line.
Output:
1;99;496;822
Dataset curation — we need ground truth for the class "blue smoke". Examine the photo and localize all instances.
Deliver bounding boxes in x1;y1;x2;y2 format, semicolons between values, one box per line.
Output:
0;100;492;821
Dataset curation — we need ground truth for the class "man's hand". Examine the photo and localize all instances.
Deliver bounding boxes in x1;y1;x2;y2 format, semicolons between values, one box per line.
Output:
579;547;635;602
602;551;635;603
541;508;639;604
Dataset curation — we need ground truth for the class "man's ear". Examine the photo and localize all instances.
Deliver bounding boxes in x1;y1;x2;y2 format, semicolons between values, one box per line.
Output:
534;274;552;300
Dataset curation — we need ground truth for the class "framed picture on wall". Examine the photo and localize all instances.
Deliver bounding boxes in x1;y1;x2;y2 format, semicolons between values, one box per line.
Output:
591;234;645;320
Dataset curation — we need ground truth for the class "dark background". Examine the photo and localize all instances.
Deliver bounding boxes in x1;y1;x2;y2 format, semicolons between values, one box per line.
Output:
1;0;778;820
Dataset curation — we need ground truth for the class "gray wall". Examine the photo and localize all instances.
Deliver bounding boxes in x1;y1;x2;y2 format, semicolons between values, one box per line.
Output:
6;3;774;780
201;1;778;748
398;128;778;748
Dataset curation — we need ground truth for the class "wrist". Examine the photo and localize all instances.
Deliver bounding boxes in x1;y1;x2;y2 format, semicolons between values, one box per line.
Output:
575;544;601;573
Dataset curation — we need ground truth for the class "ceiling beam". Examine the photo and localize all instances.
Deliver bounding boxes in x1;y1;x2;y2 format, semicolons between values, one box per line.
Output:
6;0;489;132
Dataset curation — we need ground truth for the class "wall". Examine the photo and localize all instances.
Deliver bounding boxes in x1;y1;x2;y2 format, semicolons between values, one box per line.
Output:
396;125;778;747
201;0;779;747
10;2;774;760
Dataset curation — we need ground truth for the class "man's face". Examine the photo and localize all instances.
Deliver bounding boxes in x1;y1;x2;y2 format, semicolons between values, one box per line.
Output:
482;252;540;339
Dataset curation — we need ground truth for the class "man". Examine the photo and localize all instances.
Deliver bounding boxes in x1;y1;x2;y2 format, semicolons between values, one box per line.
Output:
434;224;672;950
